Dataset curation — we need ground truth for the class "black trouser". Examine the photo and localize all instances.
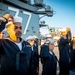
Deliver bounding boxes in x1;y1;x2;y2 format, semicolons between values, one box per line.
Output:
59;63;70;75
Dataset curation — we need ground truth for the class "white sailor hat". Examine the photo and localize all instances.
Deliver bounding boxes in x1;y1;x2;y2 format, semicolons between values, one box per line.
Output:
44;38;55;44
46;34;52;38
25;36;34;41
14;16;22;23
33;35;38;38
48;38;55;44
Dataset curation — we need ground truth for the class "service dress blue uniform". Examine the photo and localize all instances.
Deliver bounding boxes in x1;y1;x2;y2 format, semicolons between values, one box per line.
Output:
58;37;70;75
0;38;32;75
40;44;57;75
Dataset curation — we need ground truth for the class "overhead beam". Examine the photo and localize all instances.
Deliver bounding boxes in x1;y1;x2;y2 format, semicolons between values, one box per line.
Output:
0;0;38;13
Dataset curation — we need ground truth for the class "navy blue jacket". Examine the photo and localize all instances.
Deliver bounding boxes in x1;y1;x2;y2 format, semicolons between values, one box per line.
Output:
58;37;70;66
40;44;57;75
40;44;49;64
70;40;75;69
29;45;39;75
0;39;32;75
41;52;57;75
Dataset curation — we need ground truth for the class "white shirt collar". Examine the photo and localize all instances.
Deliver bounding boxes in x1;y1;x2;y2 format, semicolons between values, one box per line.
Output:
49;51;53;55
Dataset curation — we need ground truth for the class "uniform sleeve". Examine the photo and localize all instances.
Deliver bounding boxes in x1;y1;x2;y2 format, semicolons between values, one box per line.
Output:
59;37;68;45
0;17;8;32
58;37;69;52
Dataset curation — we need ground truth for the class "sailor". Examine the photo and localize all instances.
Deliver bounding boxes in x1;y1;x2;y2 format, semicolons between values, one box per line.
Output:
58;28;70;75
40;34;52;64
26;35;39;75
0;16;32;75
41;38;57;75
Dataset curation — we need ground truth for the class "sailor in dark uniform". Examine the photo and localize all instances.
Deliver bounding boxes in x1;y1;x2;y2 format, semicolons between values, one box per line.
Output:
0;14;13;73
40;39;50;64
33;35;39;75
0;16;32;75
26;36;39;75
40;39;57;75
58;28;70;75
40;34;52;64
70;36;75;70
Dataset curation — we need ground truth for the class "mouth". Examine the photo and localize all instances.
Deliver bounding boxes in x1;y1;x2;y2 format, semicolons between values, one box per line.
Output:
16;32;22;36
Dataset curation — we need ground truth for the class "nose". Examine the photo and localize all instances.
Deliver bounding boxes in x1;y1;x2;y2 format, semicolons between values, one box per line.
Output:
17;28;22;32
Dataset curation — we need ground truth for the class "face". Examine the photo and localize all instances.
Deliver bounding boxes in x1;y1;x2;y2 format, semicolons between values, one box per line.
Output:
49;43;54;51
27;39;34;46
14;22;22;38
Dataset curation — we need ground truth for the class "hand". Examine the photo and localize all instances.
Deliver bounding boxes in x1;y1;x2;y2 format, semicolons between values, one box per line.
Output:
0;14;12;25
3;14;12;19
0;14;13;32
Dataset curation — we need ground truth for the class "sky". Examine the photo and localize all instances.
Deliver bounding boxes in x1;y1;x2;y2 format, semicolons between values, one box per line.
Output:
40;0;75;36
